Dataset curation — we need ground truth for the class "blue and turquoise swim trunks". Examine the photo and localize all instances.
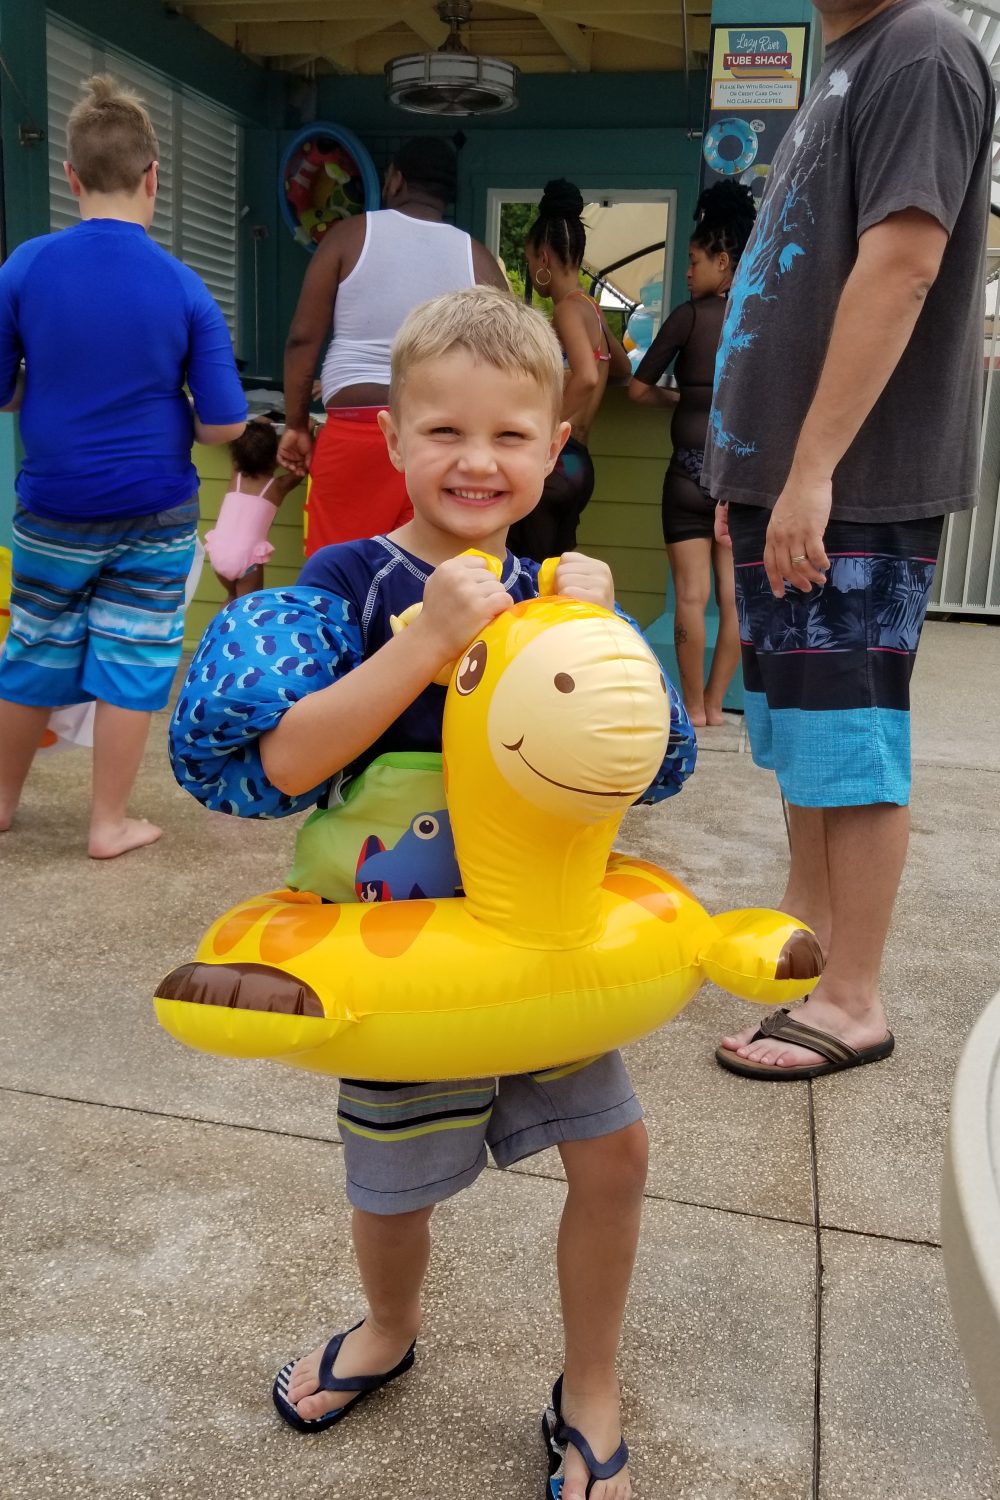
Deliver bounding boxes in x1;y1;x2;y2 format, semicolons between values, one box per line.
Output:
0;499;198;713
728;504;943;808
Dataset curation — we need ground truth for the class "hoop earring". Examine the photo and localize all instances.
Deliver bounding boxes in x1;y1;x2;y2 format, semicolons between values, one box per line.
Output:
534;266;551;289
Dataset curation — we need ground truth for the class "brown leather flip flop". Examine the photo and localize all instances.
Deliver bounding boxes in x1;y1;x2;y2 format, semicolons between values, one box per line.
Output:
715;1007;895;1081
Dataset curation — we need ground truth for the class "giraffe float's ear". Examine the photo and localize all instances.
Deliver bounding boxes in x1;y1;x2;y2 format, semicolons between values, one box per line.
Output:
536;557;560;596
457;549;504;579
390;552;505;688
389;604;453;687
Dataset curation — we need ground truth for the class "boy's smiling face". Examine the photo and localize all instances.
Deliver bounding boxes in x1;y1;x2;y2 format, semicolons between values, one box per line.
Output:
378;350;569;563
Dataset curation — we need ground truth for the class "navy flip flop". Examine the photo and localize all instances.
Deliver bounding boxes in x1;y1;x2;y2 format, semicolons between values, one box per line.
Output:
542;1374;629;1498
542;1377;565;1484
272;1318;416;1435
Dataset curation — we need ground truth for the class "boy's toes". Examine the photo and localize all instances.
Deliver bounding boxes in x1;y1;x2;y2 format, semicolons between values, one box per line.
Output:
294;1390;341;1422
583;1476;632;1500
285;1351;321;1405
563;1450;632;1500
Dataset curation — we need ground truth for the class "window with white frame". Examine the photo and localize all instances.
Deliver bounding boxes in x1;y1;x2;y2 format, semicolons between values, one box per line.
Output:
45;19;241;345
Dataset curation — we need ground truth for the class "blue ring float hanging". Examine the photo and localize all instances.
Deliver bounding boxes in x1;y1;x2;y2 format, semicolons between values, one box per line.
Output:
278;123;380;251
703;117;759;177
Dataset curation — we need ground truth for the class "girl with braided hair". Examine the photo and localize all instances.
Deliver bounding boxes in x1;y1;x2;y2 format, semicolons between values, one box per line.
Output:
509;180;631;561
629;180;756;726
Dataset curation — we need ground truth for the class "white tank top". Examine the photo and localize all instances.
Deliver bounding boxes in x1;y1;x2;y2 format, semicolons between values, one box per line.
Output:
320;210;476;402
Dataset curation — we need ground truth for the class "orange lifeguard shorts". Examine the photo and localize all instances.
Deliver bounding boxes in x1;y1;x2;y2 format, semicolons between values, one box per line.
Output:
303;407;413;557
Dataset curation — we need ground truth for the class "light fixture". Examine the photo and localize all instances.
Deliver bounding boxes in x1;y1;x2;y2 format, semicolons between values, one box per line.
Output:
385;0;519;117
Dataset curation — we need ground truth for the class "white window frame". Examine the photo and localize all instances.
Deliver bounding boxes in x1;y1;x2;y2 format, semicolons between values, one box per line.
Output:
485;186;678;317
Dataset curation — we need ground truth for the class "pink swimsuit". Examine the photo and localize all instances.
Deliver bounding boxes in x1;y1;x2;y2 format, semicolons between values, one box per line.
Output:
204;473;278;582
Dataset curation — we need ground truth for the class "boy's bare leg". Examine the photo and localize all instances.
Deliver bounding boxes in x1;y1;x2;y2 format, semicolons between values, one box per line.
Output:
286;1203;431;1422
557;1121;648;1500
88;701;162;858
722;803;907;1067
0;700;52;829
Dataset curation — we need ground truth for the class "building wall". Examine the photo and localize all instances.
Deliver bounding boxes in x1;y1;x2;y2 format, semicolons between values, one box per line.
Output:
269;71;709;382
0;0;281;540
0;8;698;649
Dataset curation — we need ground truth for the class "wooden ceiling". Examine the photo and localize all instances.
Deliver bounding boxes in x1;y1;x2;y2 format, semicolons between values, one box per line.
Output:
176;1;713;76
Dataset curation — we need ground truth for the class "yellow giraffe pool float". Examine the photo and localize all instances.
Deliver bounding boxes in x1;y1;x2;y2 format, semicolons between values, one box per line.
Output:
155;592;821;1080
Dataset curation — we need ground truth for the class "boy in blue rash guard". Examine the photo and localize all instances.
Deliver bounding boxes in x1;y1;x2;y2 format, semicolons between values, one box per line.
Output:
0;74;246;858
169;287;695;1500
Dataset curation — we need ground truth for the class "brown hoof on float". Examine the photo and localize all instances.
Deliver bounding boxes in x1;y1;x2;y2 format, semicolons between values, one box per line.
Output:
156;962;324;1017
775;929;825;983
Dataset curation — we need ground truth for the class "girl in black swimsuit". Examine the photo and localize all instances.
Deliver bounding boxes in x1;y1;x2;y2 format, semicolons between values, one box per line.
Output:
509;180;631;561
629;181;756;726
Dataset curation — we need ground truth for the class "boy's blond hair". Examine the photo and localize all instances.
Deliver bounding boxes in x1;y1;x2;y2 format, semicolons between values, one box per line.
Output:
390;286;564;416
66;74;158;195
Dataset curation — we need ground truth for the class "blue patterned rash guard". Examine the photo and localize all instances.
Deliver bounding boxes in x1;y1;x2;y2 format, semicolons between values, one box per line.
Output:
168;535;697;820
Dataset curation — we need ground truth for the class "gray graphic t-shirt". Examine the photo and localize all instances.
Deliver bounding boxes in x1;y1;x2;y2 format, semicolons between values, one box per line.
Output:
702;0;994;523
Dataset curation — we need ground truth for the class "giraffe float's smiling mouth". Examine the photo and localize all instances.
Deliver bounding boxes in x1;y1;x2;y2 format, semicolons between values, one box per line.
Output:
502;735;644;799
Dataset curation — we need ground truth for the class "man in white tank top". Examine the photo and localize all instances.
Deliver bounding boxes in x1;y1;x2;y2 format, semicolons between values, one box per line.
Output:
277;138;508;556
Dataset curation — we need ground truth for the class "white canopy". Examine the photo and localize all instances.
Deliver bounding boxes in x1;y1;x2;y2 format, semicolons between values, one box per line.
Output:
580;201;670;306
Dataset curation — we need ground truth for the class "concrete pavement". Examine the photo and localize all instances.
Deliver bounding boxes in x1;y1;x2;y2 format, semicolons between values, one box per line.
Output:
1;620;998;1499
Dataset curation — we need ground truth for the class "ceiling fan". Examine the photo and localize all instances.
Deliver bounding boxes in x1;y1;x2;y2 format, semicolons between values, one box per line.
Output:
385;0;519;116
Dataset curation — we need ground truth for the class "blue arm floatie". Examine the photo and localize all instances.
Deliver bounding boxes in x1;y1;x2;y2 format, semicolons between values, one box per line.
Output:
168;587;362;818
613;603;697;804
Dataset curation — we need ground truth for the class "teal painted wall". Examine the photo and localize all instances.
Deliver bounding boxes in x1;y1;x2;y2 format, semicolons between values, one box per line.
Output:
0;8;717;638
47;0;284;373
0;0;280;539
49;0;281;125
711;0;813;22
269;72;709;386
0;0;48;539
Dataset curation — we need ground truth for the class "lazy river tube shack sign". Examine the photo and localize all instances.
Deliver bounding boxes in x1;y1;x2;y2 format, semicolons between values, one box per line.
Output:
700;24;810;198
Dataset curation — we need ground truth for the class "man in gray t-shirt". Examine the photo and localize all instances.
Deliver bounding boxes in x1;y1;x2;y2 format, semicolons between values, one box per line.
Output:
706;0;993;1082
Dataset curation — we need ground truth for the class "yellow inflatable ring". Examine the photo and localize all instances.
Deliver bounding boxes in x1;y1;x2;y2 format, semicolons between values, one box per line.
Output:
155;595;822;1080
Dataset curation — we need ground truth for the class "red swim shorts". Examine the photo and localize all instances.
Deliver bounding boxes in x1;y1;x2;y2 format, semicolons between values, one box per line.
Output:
304;408;413;557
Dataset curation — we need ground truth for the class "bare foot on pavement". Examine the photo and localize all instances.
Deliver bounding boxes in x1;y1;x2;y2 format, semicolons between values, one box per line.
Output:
88;818;162;859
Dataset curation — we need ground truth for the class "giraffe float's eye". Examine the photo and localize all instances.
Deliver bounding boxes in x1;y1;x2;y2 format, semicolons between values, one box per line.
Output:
456;640;487;695
554;672;575;694
413;815;440;841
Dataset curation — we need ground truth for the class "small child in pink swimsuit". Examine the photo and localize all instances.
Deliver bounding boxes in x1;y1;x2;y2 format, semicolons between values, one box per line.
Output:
205;419;302;603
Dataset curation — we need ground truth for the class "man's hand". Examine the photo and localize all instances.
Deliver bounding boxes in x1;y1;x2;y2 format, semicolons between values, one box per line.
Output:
554;551;615;611
763;475;831;598
413;555;513;664
277;427;314;478
714;502;731;549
